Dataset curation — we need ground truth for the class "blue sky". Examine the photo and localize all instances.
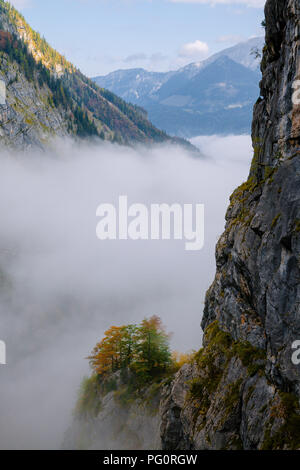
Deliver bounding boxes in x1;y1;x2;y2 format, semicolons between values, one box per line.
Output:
10;0;266;76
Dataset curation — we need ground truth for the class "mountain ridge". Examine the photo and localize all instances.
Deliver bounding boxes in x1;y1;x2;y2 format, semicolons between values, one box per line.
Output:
0;0;191;150
93;37;264;138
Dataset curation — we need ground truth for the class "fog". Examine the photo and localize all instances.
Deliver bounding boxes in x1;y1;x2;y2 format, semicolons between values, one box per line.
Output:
0;135;252;449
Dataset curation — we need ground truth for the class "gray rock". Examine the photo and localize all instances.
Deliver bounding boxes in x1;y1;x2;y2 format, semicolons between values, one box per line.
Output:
0;57;69;150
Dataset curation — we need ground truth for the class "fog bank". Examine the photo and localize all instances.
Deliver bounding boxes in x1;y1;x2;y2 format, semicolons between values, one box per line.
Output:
0;135;252;449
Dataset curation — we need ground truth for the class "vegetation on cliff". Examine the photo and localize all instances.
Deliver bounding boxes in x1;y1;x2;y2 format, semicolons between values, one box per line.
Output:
0;30;99;137
88;316;173;380
76;316;192;418
0;0;72;73
89;316;176;383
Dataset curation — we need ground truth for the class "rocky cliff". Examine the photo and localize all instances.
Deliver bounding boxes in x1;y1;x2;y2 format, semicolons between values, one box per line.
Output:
0;52;69;150
160;0;300;450
63;372;162;450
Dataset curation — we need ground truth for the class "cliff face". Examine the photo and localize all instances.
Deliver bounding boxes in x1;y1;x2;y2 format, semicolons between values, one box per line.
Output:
0;55;69;150
160;0;300;450
63;372;162;450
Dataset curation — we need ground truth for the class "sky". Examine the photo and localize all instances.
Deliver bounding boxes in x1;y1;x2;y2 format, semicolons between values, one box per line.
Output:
10;0;266;76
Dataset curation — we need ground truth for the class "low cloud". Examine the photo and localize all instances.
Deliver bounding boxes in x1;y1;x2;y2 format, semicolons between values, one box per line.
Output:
0;135;252;449
117;41;209;72
124;53;148;63
179;40;209;58
123;52;168;67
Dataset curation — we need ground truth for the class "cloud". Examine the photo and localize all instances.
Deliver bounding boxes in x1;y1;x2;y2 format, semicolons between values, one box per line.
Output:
0;136;252;449
123;52;167;66
124;53;148;63
179;39;209;58
169;0;265;7
149;52;168;64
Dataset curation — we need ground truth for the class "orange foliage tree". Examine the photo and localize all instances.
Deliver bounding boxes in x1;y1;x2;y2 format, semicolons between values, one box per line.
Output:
88;316;173;380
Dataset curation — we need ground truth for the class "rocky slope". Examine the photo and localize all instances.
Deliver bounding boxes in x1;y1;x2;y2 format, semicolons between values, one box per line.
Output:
0;0;188;150
160;0;300;450
0;51;69;149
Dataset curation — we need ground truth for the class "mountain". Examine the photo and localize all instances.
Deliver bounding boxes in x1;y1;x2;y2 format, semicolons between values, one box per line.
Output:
94;68;174;105
0;0;190;150
93;37;264;138
144;57;261;137
203;36;264;71
67;0;300;450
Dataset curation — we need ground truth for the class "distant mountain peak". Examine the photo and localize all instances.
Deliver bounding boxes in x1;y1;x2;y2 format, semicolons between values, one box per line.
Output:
92;37;264;138
206;36;264;71
179;36;264;76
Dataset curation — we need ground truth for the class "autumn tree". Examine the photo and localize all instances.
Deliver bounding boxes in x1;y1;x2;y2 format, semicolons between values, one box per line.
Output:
88;316;173;381
132;316;172;378
88;326;124;375
172;351;194;370
120;324;139;367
